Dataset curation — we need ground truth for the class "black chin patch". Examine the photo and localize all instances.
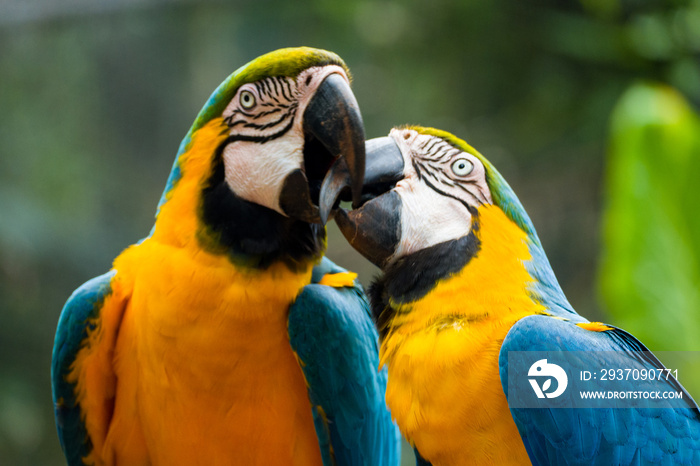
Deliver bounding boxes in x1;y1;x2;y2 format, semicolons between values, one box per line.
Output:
199;153;325;272
278;169;319;223
369;228;481;339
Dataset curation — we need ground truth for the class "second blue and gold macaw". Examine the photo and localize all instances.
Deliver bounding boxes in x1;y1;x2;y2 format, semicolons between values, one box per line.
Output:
324;126;700;465
51;48;399;466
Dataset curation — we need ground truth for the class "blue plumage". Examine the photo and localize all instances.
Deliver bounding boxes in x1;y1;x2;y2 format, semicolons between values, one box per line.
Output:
500;315;700;465
289;257;401;466
51;270;115;465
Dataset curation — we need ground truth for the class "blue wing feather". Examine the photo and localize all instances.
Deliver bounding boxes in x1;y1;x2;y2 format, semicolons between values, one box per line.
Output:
289;257;400;466
499;315;700;465
51;270;116;466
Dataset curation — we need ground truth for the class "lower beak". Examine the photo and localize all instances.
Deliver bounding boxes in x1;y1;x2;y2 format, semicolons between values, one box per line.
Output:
279;73;366;223
335;191;402;268
321;136;406;267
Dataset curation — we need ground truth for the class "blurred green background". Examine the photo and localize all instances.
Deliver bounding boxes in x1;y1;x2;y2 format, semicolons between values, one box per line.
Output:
1;0;699;464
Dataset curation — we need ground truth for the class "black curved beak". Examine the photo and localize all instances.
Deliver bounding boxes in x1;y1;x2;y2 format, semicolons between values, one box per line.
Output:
319;136;405;223
279;73;365;223
321;136;406;267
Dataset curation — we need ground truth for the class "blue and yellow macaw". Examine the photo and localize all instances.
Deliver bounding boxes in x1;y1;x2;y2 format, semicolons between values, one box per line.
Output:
51;47;399;466
322;125;700;465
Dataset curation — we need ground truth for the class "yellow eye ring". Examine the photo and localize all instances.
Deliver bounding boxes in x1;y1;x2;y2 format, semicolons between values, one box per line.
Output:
240;90;256;109
451;158;474;176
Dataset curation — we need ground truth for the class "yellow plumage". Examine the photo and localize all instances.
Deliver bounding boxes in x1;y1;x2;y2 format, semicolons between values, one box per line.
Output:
67;119;323;465
381;205;544;465
577;322;613;332
317;271;358;288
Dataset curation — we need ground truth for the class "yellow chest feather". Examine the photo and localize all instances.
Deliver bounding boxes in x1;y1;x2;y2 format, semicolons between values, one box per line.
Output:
381;206;544;465
67;119;323;465
72;239;323;466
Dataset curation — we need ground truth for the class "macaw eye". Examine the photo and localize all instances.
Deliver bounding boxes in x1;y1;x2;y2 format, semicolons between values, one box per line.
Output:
451;158;474;176
240;90;256;109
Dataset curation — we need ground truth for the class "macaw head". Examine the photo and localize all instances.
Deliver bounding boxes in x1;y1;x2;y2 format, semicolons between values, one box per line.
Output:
153;47;365;270
322;126;534;266
323;126;569;310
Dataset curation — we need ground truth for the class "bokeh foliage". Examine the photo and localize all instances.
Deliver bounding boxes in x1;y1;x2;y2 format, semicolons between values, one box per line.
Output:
601;83;700;352
0;0;698;464
600;82;700;394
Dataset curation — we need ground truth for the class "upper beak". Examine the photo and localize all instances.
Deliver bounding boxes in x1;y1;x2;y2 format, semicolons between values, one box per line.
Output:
279;73;366;223
320;136;406;267
319;136;405;223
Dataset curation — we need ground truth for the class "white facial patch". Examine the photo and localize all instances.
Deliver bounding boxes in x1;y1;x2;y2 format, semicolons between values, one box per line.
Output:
387;128;493;259
393;180;473;258
221;134;304;214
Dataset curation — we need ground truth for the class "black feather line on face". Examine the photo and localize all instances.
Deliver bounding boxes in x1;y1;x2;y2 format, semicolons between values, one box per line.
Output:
197;134;325;272
369;224;481;339
421;176;478;216
241;110;295;131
